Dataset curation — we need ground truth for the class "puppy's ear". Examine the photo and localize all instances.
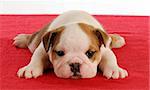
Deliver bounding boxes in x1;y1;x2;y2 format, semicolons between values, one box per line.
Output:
78;23;110;47
42;32;56;52
94;29;110;47
42;27;64;52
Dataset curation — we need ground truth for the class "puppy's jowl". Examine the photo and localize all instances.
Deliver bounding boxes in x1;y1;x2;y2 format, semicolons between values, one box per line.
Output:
13;10;128;79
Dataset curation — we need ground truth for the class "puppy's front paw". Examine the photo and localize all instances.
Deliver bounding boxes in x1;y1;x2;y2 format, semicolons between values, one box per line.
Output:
17;65;43;79
103;66;128;79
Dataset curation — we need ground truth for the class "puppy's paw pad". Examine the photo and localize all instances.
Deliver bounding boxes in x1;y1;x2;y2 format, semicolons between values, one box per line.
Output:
13;34;31;48
17;65;43;79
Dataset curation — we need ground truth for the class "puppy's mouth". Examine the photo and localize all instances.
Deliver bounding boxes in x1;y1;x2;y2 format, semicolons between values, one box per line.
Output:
70;72;81;79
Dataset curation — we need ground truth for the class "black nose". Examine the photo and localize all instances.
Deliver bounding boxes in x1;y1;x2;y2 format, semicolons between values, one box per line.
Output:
69;63;80;73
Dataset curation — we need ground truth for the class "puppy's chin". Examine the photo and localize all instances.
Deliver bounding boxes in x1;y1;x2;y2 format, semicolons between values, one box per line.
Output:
53;62;97;79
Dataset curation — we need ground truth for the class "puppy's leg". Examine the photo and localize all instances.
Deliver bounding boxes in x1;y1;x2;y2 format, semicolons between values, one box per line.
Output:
13;31;46;53
13;34;31;48
99;47;128;79
13;23;50;53
109;34;125;48
17;43;49;79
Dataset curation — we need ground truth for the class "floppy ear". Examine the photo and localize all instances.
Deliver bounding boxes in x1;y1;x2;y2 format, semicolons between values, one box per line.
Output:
42;27;64;52
42;32;56;52
94;29;110;47
78;22;110;47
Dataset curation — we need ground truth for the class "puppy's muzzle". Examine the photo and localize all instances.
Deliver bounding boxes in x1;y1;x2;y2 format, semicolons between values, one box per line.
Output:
69;63;81;79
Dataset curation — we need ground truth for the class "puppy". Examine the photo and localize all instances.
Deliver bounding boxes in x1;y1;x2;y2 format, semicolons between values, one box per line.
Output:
13;10;128;79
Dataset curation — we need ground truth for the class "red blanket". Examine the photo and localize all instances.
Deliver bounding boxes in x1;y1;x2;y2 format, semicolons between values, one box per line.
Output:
0;15;149;90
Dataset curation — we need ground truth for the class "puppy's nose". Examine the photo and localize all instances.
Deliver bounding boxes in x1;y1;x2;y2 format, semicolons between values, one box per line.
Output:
69;63;80;73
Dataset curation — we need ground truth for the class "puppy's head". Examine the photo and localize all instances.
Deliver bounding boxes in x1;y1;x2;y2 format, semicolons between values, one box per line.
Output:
42;23;109;79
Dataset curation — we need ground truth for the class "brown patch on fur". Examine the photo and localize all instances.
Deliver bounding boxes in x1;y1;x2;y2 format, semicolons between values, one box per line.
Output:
27;23;51;51
52;50;57;61
88;45;101;62
44;27;65;61
43;26;65;52
52;27;65;50
78;23;101;62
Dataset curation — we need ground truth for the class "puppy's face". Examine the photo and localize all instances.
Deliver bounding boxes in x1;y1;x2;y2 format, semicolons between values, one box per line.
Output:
42;23;109;79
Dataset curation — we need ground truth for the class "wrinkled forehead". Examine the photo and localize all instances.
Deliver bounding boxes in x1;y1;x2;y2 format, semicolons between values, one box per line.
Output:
56;23;90;52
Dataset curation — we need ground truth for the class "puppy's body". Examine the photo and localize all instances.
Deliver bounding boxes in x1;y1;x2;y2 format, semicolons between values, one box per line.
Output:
49;11;104;31
13;10;127;79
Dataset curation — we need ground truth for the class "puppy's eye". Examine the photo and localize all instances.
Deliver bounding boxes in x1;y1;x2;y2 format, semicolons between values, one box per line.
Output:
85;50;96;58
55;50;65;56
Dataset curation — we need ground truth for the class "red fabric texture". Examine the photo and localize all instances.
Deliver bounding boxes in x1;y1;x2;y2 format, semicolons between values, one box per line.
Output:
0;15;149;90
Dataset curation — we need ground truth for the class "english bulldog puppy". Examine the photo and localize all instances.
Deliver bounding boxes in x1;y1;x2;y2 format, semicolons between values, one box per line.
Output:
13;10;128;79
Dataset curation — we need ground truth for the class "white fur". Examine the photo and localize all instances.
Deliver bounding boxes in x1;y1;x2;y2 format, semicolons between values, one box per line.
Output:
58;24;90;52
48;10;105;32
